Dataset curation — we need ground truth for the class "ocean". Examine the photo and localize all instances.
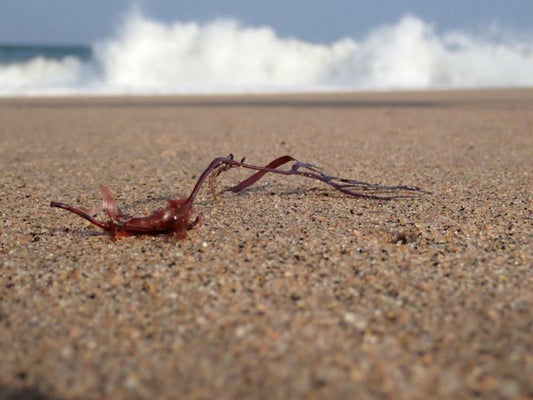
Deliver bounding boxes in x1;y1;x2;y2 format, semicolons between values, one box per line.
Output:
1;12;532;96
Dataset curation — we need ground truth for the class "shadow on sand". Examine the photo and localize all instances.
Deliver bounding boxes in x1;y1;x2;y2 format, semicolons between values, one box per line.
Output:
0;385;60;400
0;97;441;110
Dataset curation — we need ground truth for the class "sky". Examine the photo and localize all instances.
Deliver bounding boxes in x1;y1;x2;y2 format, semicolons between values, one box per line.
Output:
1;0;533;45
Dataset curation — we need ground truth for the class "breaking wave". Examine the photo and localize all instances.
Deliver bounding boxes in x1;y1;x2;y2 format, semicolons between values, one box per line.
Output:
1;11;532;95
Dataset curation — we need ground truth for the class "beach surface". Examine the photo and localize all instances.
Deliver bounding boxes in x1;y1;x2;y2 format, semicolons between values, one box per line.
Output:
1;89;532;399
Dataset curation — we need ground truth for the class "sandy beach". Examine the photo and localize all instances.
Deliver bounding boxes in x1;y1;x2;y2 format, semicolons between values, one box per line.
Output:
1;89;532;399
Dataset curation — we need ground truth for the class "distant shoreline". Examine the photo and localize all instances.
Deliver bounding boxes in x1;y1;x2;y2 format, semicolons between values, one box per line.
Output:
1;87;532;105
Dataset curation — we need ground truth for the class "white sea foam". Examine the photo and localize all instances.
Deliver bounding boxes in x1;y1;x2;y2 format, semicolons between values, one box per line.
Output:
1;12;532;95
0;56;83;91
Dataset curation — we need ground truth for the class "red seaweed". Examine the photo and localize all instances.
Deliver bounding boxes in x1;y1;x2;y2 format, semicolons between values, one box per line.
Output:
50;154;427;239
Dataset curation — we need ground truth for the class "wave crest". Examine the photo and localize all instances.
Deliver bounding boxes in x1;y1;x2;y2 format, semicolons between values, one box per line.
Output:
94;14;356;91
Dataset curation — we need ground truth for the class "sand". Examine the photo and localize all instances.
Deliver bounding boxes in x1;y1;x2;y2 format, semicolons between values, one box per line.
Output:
0;89;532;399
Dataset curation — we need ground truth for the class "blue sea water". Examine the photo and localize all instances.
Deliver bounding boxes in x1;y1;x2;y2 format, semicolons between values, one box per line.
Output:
0;44;92;64
1;12;532;96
